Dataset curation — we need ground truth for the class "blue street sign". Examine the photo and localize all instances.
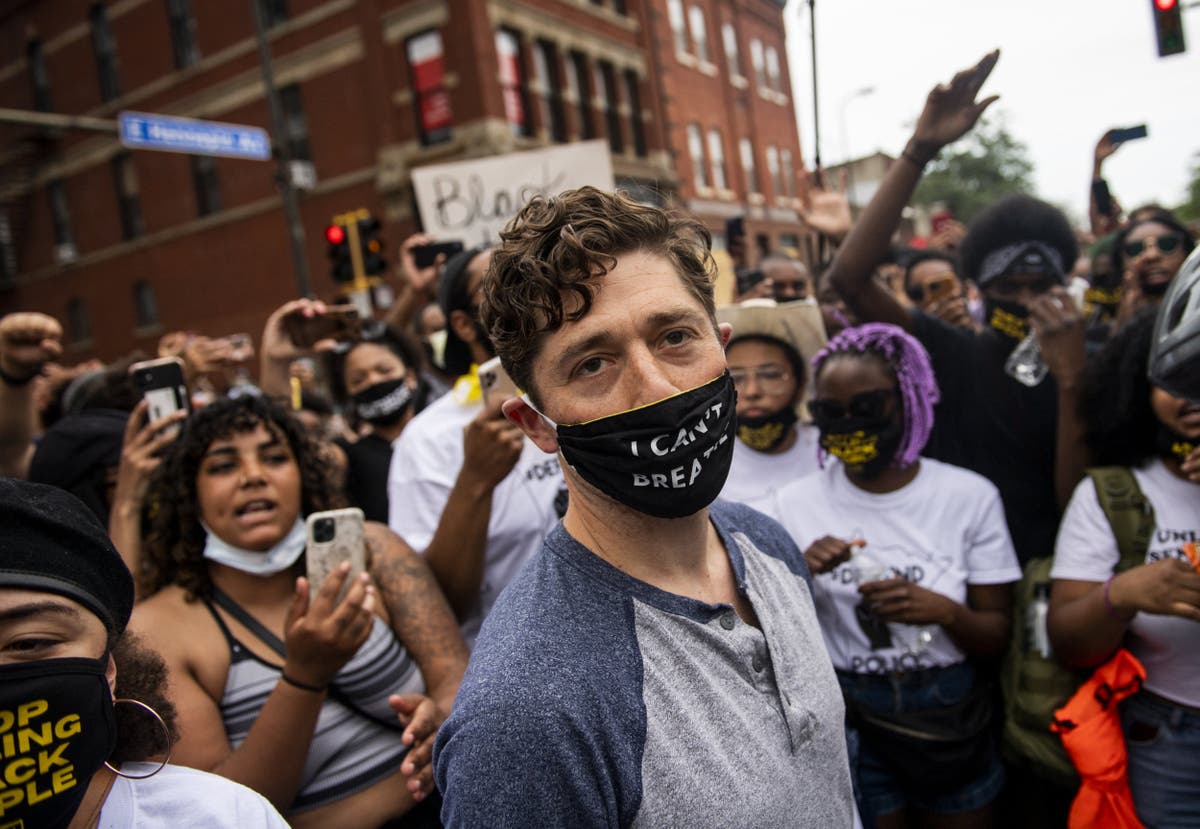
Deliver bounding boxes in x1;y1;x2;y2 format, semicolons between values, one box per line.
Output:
118;111;271;161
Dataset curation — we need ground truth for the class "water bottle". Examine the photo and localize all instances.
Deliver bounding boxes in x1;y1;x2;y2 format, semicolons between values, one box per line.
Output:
1026;582;1053;659
853;545;934;657
1005;332;1048;387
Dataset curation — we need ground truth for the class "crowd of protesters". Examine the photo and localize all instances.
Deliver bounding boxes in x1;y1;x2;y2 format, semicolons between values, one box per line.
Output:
2;50;1198;829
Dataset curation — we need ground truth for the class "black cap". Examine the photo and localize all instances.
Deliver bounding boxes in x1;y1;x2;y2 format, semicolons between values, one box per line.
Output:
437;246;489;378
0;478;134;635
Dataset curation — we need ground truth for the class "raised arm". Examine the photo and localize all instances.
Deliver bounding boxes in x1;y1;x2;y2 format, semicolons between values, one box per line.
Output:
0;312;62;478
828;50;1000;332
385;234;444;333
258;299;331;399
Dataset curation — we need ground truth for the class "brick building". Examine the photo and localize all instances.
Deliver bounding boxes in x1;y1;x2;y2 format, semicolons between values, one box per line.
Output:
0;0;805;360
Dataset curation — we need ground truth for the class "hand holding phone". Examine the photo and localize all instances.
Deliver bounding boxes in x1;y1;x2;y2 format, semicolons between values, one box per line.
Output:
129;357;191;425
479;355;519;407
412;240;465;270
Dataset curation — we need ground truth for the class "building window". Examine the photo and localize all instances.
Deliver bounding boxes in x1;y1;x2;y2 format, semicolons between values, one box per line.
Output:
89;3;122;102
687;124;709;191
750;38;765;89
47;180;76;262
133;280;159;328
166;0;199;69
612;0;627;14
566;51;594;140
66;298;91;345
532;40;566;143
0;212;15;286
740;138;759;195
278;84;311;161
721;24;741;79
27;41;53;112
667;0;688;55
707;130;728;191
595;61;623;154
687;6;709;63
258;0;288;27
111;153;143;240
496;29;532;138
191;156;221;216
766;145;783;198
623;70;646;158
780;148;796;197
406;30;452;146
765;46;782;93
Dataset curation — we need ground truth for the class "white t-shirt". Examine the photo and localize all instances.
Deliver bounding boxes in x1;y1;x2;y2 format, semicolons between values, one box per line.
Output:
100;763;288;827
720;423;821;519
387;390;564;645
1051;458;1200;707
774;458;1021;674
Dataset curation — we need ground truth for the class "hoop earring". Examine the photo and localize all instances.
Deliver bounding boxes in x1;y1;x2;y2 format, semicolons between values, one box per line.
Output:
104;698;173;780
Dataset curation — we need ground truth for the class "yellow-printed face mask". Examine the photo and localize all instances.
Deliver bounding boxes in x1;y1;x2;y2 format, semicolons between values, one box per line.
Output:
820;429;880;466
985;299;1031;342
736;406;798;453
817;414;904;479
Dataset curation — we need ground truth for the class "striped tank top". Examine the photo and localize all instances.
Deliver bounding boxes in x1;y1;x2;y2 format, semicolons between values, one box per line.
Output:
204;590;425;813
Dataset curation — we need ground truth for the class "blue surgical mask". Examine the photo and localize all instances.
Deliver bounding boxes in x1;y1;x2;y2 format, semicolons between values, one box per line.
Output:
202;517;307;575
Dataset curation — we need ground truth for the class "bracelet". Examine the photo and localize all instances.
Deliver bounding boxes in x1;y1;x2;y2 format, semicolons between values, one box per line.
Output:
0;364;39;386
900;148;929;170
280;672;327;694
1102;575;1129;622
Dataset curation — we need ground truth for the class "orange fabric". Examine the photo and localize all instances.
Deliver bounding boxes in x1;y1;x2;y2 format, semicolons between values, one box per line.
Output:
1182;541;1200;572
1050;649;1147;829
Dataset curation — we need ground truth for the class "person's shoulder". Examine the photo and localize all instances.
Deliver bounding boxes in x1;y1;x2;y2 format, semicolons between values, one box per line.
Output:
111;763;289;826
920;457;1003;500
711;500;808;575
911;309;980;352
129;585;204;633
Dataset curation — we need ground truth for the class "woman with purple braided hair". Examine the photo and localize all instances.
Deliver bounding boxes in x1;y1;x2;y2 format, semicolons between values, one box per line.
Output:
774;322;1021;829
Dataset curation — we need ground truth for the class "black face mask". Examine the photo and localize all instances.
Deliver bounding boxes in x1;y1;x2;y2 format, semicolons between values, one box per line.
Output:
1140;276;1172;298
0;656;116;829
737;406;799;452
554;372;737;519
816;414;904;479
984;298;1031;342
352;378;414;427
1155;425;1196;462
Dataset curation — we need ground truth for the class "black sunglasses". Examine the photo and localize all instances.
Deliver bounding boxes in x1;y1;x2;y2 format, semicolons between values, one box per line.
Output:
808;389;896;424
1123;234;1183;260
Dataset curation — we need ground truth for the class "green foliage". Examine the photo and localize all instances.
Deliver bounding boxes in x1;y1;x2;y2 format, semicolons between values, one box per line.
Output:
914;118;1035;224
1177;152;1200;223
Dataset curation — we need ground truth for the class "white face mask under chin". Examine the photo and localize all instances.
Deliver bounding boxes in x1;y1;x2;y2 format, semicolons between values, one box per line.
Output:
202;517;307;576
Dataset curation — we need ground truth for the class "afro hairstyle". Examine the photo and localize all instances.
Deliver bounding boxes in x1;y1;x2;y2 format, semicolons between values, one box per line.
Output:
958;194;1078;286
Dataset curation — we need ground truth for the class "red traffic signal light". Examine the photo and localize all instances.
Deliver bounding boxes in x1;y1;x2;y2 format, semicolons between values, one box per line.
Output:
325;224;346;245
1151;0;1186;56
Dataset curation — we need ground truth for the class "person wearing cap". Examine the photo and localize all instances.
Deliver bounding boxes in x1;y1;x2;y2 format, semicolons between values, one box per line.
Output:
823;52;1087;569
386;245;566;646
717;299;827;517
0;477;289;828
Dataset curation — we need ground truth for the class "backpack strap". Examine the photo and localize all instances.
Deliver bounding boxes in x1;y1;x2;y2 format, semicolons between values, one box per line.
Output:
1087;466;1156;573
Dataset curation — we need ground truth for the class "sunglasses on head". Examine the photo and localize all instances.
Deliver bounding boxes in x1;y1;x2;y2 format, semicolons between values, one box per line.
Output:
808;388;896;424
1123;234;1183;260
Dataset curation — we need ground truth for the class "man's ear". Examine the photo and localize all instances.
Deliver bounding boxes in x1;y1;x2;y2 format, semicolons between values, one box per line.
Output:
502;397;558;454
449;309;477;345
719;322;733;348
106;650;117;697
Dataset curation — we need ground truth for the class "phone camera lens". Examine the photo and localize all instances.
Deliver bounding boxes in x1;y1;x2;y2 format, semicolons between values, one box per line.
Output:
313;518;336;543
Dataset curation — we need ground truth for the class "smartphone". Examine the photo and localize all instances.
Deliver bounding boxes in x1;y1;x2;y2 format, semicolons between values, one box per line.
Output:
925;275;958;305
1109;125;1148;145
735;268;766;296
479;355;518;406
305;508;367;603
128;357;190;424
412;240;464;269
282;306;361;348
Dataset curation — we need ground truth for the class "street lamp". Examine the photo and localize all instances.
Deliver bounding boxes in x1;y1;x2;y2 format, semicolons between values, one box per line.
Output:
839;85;875;208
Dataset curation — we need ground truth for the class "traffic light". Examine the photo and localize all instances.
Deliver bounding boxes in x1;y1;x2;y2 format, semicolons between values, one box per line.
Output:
325;221;353;283
358;216;386;277
1152;0;1186;57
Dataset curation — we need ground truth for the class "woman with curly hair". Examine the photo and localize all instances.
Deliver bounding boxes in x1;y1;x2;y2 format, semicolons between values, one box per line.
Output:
1048;309;1200;827
0;478;288;827
774;323;1020;828
128;395;467;828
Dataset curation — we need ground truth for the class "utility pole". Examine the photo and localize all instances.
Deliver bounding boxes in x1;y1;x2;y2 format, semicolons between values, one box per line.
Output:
251;0;312;298
807;0;821;171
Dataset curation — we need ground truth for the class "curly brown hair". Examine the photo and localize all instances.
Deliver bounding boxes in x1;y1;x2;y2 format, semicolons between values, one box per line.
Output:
140;395;342;600
480;186;717;405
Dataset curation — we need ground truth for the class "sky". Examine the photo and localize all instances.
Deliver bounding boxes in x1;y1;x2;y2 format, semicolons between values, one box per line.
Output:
782;0;1200;223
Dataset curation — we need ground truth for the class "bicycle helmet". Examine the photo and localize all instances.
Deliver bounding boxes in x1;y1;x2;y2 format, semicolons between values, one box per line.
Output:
1149;245;1200;401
